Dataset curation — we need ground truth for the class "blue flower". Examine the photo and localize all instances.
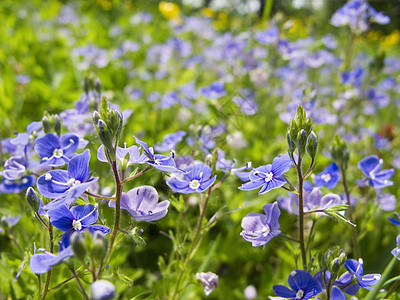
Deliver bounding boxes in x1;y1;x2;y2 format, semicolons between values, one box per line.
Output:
97;144;148;165
133;136;184;173
35;133;79;166
313;163;341;189
109;186;169;221
195;272;219;296
344;259;381;291
273;269;322;299
37;150;98;209
0;175;35;194
166;164;217;194
29;246;74;274
331;0;390;33
388;212;400;226
91;280;116;300
154;131;186;152
392;234;400;260
240;202;281;247
358;155;394;189
47;204;110;250
255;26;279;45
200;81;227;100
239;154;294;194
0;215;20;233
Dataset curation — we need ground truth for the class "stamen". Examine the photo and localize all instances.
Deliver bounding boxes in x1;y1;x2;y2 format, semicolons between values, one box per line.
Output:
189;179;201;190
45;173;52;181
265;172;274;182
72;219;82;230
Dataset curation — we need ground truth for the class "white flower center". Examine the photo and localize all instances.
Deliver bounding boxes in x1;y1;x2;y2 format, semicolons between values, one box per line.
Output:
189;179;201;189
53;148;64;158
72;219;82;230
265;172;274;182
321;173;331;182
296;289;304;299
261;224;270;236
45;173;52;181
67;178;81;187
22;178;28;184
369;171;375;180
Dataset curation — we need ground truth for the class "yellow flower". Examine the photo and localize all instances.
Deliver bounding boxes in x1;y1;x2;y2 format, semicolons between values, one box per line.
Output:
159;1;180;20
381;30;400;48
202;7;215;18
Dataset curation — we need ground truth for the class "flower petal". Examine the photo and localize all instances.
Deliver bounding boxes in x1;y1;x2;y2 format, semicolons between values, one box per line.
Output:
67;150;90;181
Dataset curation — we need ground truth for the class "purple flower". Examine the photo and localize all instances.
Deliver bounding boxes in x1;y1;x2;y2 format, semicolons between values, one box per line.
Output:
97;144;148;165
239;154;294;194
0;215;20;233
0;175;35;194
240;202;281;247
37;150;98;209
29;246;74;274
313;163;341;189
344;259;381;291
167;164;216;194
273;269;322;299
331;0;390;33
201;82;227;100
133;136;184;173
195;272;218;296
232;89;258;115
388;212;400;226
109;186;169;221
154;131;186;152
255;26;279;45
391;234;400;259
358;155;394;189
2;155;29;181
34;133;79;166
48;204;110;250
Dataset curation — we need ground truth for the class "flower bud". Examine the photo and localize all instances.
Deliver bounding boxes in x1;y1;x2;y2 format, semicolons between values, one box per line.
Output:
306;131;318;159
330;135;349;171
287;131;296;154
330;258;340;274
95;78;102;95
92;111;101;125
91;280;115;300
100;97;110;120
91;232;108;263
70;231;87;261
42;116;51;133
96;120;115;159
54;115;62;136
109;110;123;138
297;129;307;155
26;187;40;212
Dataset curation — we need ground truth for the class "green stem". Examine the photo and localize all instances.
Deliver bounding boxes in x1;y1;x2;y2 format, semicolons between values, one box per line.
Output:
340;166;360;259
262;0;274;21
41;224;54;300
296;156;307;270
69;267;89;300
172;188;213;299
365;255;399;300
120;167;150;185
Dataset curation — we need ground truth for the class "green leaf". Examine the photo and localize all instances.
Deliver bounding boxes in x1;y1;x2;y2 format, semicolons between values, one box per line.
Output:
131;291;152;299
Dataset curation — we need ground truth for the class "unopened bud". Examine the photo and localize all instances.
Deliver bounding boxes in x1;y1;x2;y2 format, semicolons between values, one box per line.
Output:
297;129;307;155
91;280;115;300
42;116;51;133
54;115;61;136
287;131;296;153
91;232;108;262
70;232;87;261
95;78;102;95
26;187;40;212
96;120;115;159
306;131;318;159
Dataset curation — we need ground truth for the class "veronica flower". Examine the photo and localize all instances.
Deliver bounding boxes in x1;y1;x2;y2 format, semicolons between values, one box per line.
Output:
91;280;116;300
240;202;281;247
37;150;98;209
0;215;20;233
0;175;35;194
133;136;184;173
273;269;322;299
358;155;394;189
201;82;227;100
392;234;400;259
154;131;186;152
195;272;219;296
313;163;341;189
29;246;74;274
331;0;390;33
34;133;79;166
167;164;217;194
239;154;294;194
343;259;381;291
47;204;109;250
97;144;148;165
109;186;169;221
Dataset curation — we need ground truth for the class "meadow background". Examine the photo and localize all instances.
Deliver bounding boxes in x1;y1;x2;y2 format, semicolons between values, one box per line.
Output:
1;0;400;299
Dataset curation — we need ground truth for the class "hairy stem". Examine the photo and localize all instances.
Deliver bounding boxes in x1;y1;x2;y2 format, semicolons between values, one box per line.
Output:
172;188;213;299
340;166;360;259
70;267;89;300
41;224;54;300
296;156;307;270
